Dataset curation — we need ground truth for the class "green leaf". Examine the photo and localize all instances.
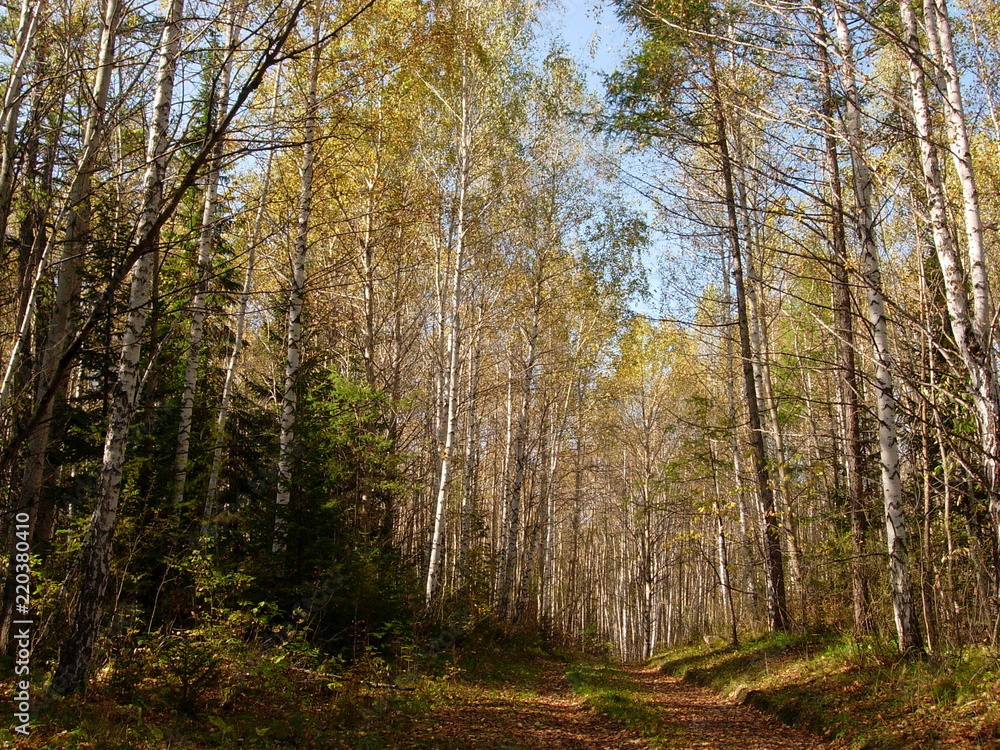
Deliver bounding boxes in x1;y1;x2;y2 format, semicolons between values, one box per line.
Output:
208;715;231;734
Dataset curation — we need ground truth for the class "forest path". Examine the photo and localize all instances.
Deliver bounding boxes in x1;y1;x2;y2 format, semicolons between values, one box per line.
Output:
619;665;833;749
400;660;832;749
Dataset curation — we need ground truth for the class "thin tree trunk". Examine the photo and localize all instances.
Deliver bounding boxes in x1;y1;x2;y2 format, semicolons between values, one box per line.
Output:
16;0;123;552
47;0;182;693
424;50;471;603
721;246;757;621
835;0;923;653
203;61;283;533
708;440;738;646
0;0;44;247
273;24;321;554
501;275;541;617
458;305;484;584
730;127;803;599
710;49;789;632
173;11;237;507
899;0;1000;601
925;0;991;341
814;1;871;635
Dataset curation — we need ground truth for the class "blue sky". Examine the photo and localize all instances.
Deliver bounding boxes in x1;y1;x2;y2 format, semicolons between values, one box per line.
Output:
536;1;634;82
536;2;675;320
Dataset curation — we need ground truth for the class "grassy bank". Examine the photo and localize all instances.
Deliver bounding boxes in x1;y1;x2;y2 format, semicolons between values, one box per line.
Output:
653;631;1000;749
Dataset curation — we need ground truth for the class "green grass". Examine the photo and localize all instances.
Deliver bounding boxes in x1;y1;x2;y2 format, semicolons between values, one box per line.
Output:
652;631;1000;749
565;663;677;747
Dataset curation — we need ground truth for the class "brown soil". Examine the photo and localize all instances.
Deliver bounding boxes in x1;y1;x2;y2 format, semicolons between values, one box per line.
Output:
400;663;833;749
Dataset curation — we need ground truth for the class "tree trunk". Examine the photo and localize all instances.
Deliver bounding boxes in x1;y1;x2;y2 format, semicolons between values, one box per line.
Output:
899;0;1000;603
500;274;541;617
424;49;471;603
835;0;923;653
815;1;871;635
710;50;789;633
203;61;283;533
47;0;183;693
924;0;990;341
458;305;484;585
0;0;44;247
173;11;237;507
16;0;123;554
273;23;320;554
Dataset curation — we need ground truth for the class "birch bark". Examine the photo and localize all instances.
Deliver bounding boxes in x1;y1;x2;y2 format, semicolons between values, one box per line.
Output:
0;0;44;246
49;0;184;692
925;0;991;340
273;25;321;554
834;0;923;652
17;0;123;551
173;11;238;507
424;111;469;601
898;0;1000;601
710;50;789;632
814;1;871;634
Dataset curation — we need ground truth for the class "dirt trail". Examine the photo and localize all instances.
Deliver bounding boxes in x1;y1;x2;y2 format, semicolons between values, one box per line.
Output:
402;663;831;749
626;666;832;749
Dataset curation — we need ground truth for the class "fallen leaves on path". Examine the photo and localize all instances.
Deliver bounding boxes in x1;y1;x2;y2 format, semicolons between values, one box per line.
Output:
400;662;833;749
625;666;833;749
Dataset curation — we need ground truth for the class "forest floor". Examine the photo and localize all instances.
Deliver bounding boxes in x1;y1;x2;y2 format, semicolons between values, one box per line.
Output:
396;660;829;749
12;630;1000;748
653;631;1000;749
15;648;830;749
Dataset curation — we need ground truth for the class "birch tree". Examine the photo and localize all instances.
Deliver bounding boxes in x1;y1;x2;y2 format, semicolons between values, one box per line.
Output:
834;0;922;652
48;0;185;692
273;20;321;554
424;42;471;604
897;0;1000;597
173;7;239;508
16;0;123;549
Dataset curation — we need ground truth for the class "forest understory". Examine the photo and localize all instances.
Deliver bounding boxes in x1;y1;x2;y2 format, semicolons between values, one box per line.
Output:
6;624;1000;748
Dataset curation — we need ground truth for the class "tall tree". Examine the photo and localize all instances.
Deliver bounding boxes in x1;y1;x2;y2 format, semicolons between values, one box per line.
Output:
274;18;322;554
48;0;184;691
173;6;239;508
834;0;922;652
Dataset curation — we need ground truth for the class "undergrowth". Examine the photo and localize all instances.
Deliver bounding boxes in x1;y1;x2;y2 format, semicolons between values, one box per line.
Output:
5;617;554;749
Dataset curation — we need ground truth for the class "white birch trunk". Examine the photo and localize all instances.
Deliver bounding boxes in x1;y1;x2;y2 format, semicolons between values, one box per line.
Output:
273;28;320;554
835;0;922;652
173;12;237;507
926;0;991;340
898;0;1000;600
49;0;182;693
425;40;474;603
0;0;44;246
17;0;122;551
